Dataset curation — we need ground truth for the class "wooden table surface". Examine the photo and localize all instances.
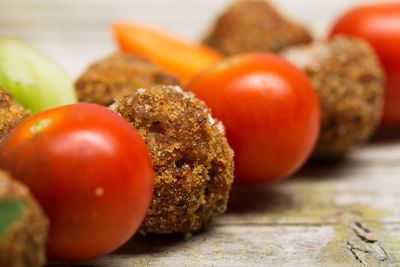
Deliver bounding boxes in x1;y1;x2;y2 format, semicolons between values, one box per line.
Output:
2;1;399;266
45;131;400;266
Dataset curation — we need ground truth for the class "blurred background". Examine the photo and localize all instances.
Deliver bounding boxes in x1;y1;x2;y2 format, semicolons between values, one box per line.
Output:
0;0;387;78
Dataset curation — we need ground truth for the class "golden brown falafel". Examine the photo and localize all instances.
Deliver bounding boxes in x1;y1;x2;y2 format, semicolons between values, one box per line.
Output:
203;0;312;55
0;170;48;267
75;53;179;106
281;37;384;158
0;88;31;141
112;85;234;234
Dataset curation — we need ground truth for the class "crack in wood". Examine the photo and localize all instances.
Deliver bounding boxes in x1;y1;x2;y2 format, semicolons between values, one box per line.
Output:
373;243;388;262
352;222;377;243
347;241;368;265
347;222;388;264
355;222;370;233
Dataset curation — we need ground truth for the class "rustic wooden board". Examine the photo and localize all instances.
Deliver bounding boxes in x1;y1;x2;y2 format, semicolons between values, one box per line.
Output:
2;1;399;266
44;132;400;267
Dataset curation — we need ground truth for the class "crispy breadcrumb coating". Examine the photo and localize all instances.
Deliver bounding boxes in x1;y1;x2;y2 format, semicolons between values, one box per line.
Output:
113;85;234;234
203;0;312;55
0;88;31;141
282;37;384;158
75;53;179;106
0;170;48;267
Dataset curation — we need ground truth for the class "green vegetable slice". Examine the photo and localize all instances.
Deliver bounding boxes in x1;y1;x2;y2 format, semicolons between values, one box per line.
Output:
0;200;27;241
0;38;77;114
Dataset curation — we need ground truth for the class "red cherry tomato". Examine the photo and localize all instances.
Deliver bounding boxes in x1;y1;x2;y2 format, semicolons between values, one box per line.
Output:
0;103;153;262
330;3;400;127
185;53;320;186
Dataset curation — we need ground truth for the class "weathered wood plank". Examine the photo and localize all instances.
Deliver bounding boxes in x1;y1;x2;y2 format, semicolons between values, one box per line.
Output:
87;225;337;267
220;143;400;226
52;140;400;267
3;1;400;265
49;222;400;267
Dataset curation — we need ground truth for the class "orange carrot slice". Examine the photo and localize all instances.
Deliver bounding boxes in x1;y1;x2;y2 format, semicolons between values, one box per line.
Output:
112;22;223;83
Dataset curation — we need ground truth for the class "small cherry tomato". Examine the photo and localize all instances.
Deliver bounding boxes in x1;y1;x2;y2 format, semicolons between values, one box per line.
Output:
0;103;153;262
186;53;320;186
330;3;400;127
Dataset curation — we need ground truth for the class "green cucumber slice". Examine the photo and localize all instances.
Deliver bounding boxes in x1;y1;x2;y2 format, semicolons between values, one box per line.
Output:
0;38;77;114
0;200;27;241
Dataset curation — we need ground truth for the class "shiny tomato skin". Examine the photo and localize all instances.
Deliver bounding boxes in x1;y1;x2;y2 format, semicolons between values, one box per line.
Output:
330;3;400;126
0;103;153;262
186;53;320;186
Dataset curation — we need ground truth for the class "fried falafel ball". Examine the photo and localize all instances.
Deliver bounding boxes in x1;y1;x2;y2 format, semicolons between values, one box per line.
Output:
0;170;48;267
203;0;312;56
75;53;179;106
0;88;31;141
112;85;234;234
281;37;384;158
